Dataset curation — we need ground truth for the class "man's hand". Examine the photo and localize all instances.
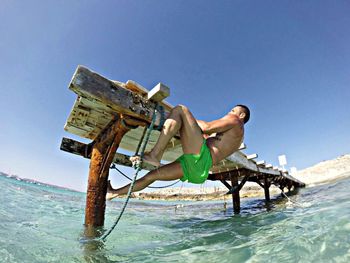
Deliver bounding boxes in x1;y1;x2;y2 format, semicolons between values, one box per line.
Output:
197;120;211;139
202;133;210;139
196;120;208;133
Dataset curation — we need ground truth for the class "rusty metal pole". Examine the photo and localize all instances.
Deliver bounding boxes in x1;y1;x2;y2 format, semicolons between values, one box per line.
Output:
263;175;270;202
84;115;130;230
230;173;240;214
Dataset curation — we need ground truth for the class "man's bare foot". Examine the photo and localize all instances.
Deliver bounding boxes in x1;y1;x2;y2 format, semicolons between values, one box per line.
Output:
130;152;161;167
106;192;118;201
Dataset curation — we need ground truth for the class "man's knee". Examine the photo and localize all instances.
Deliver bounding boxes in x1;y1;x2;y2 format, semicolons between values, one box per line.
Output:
173;104;189;115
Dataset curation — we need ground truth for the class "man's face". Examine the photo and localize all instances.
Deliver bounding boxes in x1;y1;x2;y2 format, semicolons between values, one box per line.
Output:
232;106;245;120
232;106;241;115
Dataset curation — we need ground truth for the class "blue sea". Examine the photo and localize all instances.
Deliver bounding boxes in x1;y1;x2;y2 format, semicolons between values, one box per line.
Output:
0;173;349;263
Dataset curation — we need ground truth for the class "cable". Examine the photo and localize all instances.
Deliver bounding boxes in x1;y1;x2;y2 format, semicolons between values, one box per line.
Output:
100;105;158;242
110;165;180;189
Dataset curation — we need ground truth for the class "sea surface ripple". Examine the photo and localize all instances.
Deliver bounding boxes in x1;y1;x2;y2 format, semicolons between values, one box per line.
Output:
0;173;349;263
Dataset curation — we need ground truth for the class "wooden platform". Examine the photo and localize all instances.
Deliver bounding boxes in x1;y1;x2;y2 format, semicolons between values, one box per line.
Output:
61;65;305;226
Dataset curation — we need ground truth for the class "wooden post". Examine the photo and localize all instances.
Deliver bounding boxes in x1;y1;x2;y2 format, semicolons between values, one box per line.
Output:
263;175;270;202
230;173;240;214
84;115;130;229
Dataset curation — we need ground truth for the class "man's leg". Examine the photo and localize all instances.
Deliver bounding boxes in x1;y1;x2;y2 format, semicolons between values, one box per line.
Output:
134;105;204;166
107;161;183;200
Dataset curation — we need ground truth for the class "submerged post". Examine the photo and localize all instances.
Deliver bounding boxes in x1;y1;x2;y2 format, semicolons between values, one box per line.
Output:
230;174;240;214
85;115;130;228
263;175;270;202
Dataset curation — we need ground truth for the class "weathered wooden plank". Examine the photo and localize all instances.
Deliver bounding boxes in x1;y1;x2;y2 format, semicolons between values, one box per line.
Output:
280;172;305;186
212;151;281;176
208;170;246;181
77;96;114;113
60;137;157;170
220;179;232;190
238;143;246;150
256;160;265;166
247;153;258;160
60;137;91;157
65;66;175;142
118;127;183;161
124;80;173;111
124;80;148;96
64;97;115;140
226;174;250;194
147;83;170;102
69;66;160;124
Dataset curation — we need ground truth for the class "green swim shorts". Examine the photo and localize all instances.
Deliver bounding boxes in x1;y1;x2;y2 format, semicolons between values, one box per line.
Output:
176;139;213;184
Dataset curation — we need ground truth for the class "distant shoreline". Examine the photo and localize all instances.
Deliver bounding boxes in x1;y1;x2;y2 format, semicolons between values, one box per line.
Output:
0;172;80;193
292;154;350;186
2;154;349;202
128;185;284;201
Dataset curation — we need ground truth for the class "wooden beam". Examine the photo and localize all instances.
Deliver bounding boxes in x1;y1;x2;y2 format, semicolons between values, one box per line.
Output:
238;143;246;150
124;80;149;96
69;65;162;125
256;160;265;166
226;174;250;194
84;116;130;228
237;174;249;192
220;179;232;190
221;152;281;175
60;137;157;170
124;80;173;111
254;179;264;189
208;169;244;181
60;137;92;158
247;153;258;160
147;83;170;102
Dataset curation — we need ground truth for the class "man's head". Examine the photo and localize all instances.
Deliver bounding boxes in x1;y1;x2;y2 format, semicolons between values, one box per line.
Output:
232;105;250;124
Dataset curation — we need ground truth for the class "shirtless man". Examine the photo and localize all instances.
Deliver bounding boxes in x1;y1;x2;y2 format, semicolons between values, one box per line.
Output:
106;104;250;200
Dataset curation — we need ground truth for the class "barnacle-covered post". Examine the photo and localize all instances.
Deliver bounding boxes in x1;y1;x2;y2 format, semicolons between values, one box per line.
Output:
65;66;167;229
84;116;130;227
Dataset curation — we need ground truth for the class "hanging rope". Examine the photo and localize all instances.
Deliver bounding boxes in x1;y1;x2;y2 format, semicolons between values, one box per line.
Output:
100;104;158;242
280;191;304;207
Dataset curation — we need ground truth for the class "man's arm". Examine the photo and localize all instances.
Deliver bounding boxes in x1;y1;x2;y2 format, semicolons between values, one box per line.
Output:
198;115;240;134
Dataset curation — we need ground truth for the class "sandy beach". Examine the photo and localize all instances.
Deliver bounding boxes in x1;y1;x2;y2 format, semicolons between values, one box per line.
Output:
292;154;350;186
132;184;283;201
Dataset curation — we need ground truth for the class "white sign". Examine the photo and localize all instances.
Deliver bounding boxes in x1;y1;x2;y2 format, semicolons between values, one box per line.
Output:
278;155;287;166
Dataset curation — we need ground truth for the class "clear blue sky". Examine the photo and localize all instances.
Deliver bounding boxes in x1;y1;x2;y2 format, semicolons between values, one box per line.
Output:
1;1;349;192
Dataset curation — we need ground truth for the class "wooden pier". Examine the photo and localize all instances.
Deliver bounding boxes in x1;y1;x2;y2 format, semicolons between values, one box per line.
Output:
61;65;305;228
